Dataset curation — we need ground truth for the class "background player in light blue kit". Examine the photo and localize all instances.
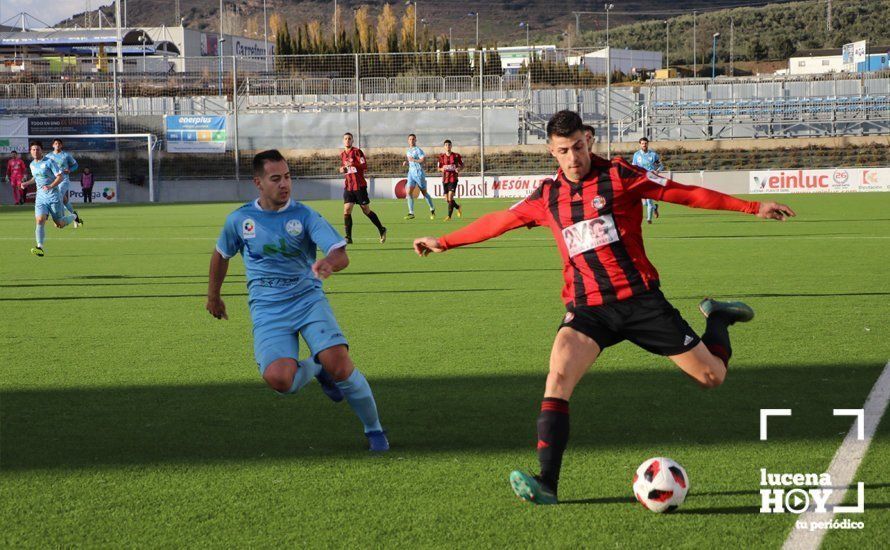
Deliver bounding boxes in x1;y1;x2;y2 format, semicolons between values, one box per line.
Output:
632;137;664;224
206;149;388;452
402;133;436;220
19;141;78;257
46;138;83;227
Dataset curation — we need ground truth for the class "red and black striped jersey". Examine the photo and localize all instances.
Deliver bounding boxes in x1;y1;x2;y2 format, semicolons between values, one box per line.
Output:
437;153;463;184
439;154;761;308
340;147;368;191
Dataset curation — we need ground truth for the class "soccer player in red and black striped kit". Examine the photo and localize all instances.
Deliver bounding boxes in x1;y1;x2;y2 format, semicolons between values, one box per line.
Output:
413;110;795;505
339;132;386;244
437;139;463;220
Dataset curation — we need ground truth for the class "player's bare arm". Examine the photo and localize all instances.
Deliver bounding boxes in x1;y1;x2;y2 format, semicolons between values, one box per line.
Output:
206;250;229;320
312;246;349;279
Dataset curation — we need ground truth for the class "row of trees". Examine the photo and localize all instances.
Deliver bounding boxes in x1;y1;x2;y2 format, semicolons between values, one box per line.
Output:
576;0;890;64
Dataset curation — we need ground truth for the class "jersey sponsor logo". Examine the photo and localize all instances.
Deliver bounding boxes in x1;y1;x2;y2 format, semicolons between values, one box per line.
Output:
646;171;667;186
592;195;607;210
285;219;303;236
346;166;358;174
242;218;256;239
561;214;621;258
263;238;301;258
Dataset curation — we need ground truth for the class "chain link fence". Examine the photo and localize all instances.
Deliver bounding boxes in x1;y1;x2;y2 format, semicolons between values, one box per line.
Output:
1;51;888;185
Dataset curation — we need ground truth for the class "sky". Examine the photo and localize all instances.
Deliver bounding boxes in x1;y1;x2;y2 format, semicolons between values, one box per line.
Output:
2;0;95;27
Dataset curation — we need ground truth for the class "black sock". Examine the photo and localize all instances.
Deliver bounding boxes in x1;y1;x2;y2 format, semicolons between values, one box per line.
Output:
364;210;384;232
344;214;353;239
702;312;733;367
537;397;570;493
448;200;454;217
453;199;460;211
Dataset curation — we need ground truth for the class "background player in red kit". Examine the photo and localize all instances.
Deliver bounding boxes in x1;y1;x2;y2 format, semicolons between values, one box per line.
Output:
413;110;795;505
437;139;464;221
6;151;28;205
339;132;387;244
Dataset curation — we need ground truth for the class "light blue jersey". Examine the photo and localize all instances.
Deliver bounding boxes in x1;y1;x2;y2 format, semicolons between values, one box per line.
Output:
45;151;78;184
406;146;425;177
30;157;63;204
632;150;663;172
216;199;349;371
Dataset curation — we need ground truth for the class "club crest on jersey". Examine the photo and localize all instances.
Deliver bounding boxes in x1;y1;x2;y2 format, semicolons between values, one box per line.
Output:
242;219;256;239
592;195;607;210
285;219;303;236
646;171;667;186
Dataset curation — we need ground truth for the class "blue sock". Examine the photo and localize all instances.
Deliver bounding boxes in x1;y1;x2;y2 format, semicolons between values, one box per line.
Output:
424;194;434;211
279;359;321;395
36;224;45;247
407;194;415;215
336;369;383;433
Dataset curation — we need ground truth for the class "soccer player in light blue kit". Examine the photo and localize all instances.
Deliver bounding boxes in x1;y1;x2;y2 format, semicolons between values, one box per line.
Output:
632;137;664;224
19;141;78;257
402;133;436;220
46;138;83;227
206;149;389;452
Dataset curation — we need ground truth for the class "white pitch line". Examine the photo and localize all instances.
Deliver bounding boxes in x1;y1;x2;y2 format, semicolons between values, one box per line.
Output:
782;359;890;550
0;236;889;243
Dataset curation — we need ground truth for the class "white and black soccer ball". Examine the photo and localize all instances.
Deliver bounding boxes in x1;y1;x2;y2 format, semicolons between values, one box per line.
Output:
632;457;689;513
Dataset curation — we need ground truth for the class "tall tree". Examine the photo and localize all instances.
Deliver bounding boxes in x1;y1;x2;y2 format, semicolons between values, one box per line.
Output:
354;6;374;53
377;4;398;53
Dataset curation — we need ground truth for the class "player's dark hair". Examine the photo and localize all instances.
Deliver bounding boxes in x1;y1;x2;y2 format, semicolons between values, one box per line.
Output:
408;133;416;139
29;140;43;149
546;110;584;139
443;139;452;145
52;138;63;145
581;124;595;137
253;149;286;176
639;137;649;142
344;132;353;138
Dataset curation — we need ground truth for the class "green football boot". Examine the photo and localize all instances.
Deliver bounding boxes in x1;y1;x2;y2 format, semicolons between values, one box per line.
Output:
31;246;44;257
509;470;558;505
404;213;415;220
699;297;755;324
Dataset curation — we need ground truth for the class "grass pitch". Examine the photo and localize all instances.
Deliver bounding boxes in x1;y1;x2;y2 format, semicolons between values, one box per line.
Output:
1;194;888;548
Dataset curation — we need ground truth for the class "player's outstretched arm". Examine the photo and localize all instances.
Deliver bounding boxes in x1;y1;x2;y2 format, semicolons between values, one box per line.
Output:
312;246;349;280
206;250;229;320
413;209;529;256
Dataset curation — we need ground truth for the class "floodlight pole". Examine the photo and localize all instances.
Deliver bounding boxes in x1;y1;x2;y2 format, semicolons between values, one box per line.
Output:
115;0;123;71
605;3;613;158
263;0;269;71
711;32;720;79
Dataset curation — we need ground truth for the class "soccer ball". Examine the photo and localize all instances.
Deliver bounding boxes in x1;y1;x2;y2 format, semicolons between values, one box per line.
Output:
632;457;689;513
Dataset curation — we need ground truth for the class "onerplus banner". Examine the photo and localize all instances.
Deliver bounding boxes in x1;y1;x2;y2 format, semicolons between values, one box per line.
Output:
165;116;227;154
750;168;890;194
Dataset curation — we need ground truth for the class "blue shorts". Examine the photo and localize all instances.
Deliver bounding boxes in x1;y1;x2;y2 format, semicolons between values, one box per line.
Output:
251;295;348;375
407;173;427;190
34;197;67;221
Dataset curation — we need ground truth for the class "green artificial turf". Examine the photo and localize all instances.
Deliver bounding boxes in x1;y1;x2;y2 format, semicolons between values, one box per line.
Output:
1;193;888;548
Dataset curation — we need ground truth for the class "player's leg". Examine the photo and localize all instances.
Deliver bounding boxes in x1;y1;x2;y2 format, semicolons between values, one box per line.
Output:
405;179;416;219
671;297;755;386
359;202;386;243
49;199;76;229
644;199;654;224
511;326;604;504
32;211;48;256
301;300;388;451
451;186;461;218
419;180;435;217
343;199;355;244
445;189;454;220
254;329;341;400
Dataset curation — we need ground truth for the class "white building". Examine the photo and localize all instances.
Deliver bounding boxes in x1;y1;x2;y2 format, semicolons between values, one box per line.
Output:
788;44;890;75
572;48;663;75
495;45;560;74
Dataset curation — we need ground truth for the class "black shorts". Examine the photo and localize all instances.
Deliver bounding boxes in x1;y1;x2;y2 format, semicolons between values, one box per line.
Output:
343;188;370;205
443;182;458;195
559;289;700;356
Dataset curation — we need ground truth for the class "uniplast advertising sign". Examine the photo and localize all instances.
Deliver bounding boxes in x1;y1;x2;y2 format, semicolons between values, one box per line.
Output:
165;116;227;153
749;168;890;194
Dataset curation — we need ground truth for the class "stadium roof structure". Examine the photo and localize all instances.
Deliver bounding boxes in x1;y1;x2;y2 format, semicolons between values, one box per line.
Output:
0;28;152;48
791;45;890;58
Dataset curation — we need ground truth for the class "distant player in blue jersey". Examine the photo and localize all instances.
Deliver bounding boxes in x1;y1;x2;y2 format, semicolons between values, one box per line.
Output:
46;138;83;227
206;149;389;452
19;141;78;257
632;137;664;224
402;133;436;220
